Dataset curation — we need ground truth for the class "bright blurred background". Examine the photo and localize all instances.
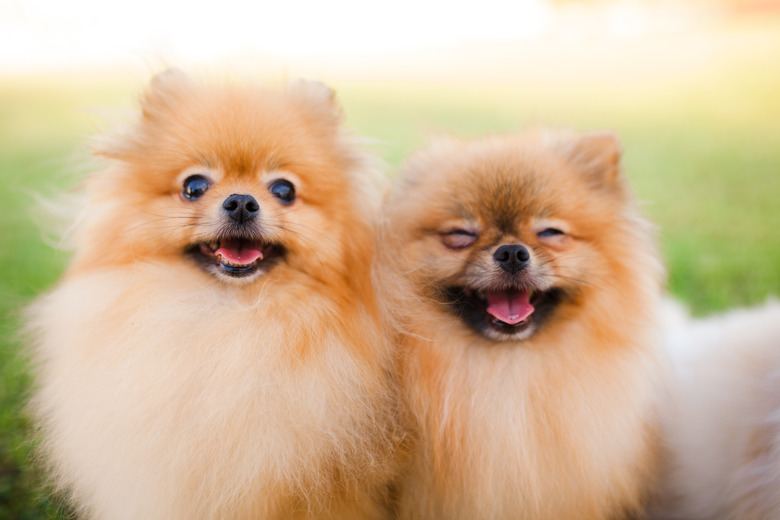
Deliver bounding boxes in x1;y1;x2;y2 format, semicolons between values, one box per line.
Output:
2;0;779;516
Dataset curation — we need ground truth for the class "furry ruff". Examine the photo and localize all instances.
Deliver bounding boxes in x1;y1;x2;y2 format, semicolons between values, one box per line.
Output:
651;300;780;520
381;130;666;519
26;71;401;519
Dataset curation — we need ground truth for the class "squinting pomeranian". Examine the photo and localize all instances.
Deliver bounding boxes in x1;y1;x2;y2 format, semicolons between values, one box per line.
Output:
25;71;401;519
381;130;667;519
650;300;780;520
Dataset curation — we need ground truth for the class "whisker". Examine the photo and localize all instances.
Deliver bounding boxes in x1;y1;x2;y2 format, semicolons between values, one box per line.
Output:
547;273;613;290
273;225;316;244
535;253;580;268
274;220;322;236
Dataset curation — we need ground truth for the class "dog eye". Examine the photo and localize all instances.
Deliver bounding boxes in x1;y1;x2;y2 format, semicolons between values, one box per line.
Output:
269;179;296;205
537;228;564;238
182;175;210;200
441;230;478;250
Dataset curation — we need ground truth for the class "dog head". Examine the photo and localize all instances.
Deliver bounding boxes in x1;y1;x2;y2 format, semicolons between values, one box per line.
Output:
385;130;660;342
70;71;377;286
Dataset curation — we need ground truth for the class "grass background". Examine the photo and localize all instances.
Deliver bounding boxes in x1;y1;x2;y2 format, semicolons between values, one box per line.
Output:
1;23;779;517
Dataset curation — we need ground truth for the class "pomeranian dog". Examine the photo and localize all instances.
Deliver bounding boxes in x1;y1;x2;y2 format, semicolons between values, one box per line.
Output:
650;300;780;520
25;71;401;519
381;130;667;519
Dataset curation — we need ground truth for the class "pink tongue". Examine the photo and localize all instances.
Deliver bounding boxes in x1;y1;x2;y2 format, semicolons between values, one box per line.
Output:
215;238;263;265
485;290;535;325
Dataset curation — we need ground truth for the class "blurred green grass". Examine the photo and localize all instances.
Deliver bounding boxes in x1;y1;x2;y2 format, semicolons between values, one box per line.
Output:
1;39;779;516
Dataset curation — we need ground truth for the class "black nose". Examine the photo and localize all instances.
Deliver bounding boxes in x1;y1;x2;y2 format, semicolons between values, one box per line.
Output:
222;194;259;224
493;244;531;274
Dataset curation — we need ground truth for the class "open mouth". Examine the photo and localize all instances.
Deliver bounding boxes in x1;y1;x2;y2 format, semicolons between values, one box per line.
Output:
187;237;283;279
443;285;564;339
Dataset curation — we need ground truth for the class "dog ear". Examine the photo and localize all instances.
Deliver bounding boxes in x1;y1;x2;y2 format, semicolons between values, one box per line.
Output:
93;69;193;159
141;68;193;121
568;131;623;189
288;79;343;122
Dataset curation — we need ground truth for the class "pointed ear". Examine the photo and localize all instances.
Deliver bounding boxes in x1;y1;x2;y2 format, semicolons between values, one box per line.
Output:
141;68;193;120
288;79;343;122
568;131;623;189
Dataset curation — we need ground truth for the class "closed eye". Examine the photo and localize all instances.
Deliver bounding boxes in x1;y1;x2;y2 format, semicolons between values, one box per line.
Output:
441;229;478;250
537;228;565;238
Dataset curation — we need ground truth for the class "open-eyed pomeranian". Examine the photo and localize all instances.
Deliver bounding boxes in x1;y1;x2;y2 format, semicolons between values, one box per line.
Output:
650;300;780;520
25;71;401;519
381;129;667;519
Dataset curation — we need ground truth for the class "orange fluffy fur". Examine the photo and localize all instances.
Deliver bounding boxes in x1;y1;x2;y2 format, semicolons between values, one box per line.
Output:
26;72;401;519
382;131;666;519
